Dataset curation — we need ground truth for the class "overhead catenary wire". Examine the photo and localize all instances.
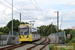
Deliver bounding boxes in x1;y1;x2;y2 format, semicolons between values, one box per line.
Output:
30;0;45;17
5;0;32;17
0;2;33;17
0;2;11;9
0;2;20;14
5;0;47;20
0;2;38;21
34;0;46;17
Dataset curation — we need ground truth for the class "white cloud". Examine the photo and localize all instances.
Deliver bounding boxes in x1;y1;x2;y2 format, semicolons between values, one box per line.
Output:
66;2;75;6
13;7;16;11
61;25;71;29
5;9;11;15
0;12;5;22
47;9;61;18
37;15;44;19
38;22;44;25
0;24;6;27
68;25;71;28
0;0;75;30
0;5;5;11
48;9;57;17
36;0;75;5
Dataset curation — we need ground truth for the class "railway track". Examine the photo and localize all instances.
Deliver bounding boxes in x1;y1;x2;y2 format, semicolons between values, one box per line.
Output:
26;37;47;50
40;38;50;50
0;37;50;50
26;37;50;50
0;43;27;50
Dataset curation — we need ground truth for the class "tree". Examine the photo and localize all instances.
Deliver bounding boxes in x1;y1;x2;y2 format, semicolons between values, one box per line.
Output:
21;22;29;24
0;19;29;34
64;29;72;36
0;27;4;32
69;30;75;38
4;27;10;33
6;19;20;31
37;24;57;36
69;30;75;34
6;19;29;32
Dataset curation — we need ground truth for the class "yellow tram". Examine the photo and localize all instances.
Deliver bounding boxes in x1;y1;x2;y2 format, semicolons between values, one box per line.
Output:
18;24;40;42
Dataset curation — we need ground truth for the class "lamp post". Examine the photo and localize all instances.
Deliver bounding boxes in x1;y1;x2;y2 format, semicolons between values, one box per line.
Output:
54;11;59;43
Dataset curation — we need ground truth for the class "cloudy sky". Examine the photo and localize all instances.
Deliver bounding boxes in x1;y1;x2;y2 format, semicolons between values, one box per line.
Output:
0;0;75;29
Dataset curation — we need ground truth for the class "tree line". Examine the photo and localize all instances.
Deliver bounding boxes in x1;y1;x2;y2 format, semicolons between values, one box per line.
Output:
37;24;58;36
0;19;28;35
0;19;75;43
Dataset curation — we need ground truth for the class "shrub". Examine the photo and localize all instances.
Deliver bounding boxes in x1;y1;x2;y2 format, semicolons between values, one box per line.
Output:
71;38;75;43
0;32;7;35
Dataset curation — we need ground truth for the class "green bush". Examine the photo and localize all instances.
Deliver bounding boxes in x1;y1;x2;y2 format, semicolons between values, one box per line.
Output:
64;37;70;43
0;32;7;35
71;38;75;43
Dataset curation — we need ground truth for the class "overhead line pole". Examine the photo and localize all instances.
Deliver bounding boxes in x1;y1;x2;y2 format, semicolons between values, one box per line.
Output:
12;0;13;36
57;11;59;37
55;11;59;43
51;23;52;34
20;13;21;24
54;11;59;43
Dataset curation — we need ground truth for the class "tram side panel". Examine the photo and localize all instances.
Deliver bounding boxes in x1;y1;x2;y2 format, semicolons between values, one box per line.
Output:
32;34;40;41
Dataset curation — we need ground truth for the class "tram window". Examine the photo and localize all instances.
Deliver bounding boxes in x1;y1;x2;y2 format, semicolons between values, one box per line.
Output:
24;32;28;35
19;32;23;35
30;28;32;33
24;29;29;35
19;27;29;35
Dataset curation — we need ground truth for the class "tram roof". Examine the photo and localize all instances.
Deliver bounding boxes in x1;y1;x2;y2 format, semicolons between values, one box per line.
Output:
18;24;32;28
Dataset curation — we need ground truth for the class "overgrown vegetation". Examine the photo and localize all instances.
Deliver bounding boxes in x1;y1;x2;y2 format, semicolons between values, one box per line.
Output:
49;43;75;50
64;29;75;43
0;19;28;35
0;19;75;43
37;24;59;36
0;32;7;35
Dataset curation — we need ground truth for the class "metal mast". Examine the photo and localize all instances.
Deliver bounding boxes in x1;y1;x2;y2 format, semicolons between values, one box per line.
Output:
20;13;21;24
12;0;13;35
57;11;59;36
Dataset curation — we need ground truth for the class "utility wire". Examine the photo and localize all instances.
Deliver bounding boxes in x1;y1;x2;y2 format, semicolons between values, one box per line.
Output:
30;0;45;17
0;2;20;14
5;0;19;11
34;0;46;17
22;18;37;20
0;2;38;21
5;0;32;17
0;2;11;9
0;2;38;20
0;2;33;17
5;0;46;20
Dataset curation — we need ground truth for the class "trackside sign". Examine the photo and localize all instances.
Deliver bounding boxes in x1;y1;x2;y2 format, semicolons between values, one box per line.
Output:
67;34;70;38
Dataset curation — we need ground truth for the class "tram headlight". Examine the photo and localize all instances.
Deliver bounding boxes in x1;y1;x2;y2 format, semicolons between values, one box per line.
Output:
26;35;28;38
19;36;21;38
